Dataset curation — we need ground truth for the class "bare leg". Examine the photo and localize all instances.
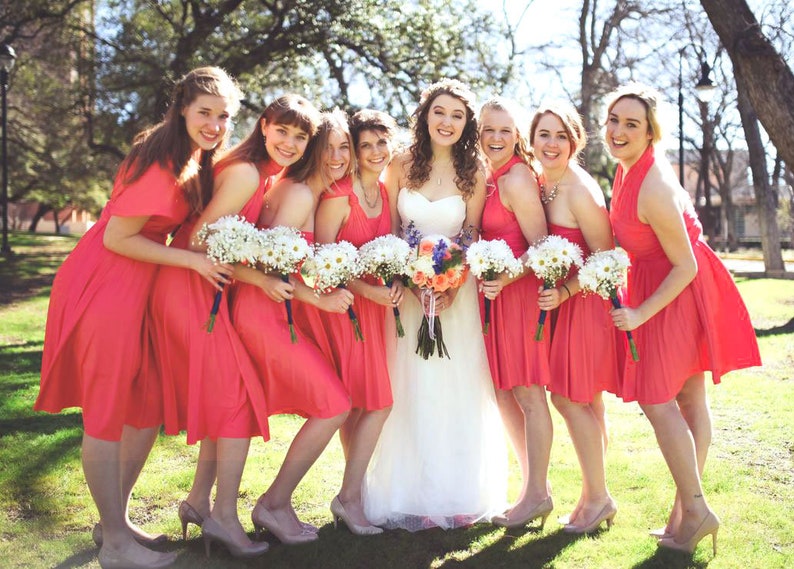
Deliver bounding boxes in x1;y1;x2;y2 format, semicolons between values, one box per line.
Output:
640;399;712;542
210;438;254;547
339;408;364;462
337;407;391;527
551;393;612;527
661;373;711;535
119;426;163;540
503;385;553;520
495;388;528;506
83;434;174;567
257;412;347;535
185;439;217;519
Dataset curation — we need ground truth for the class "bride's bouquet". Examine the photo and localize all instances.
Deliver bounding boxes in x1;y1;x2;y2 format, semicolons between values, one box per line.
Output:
406;233;468;359
301;240;365;341
525;235;583;341
466;239;523;334
196;215;263;332
255;226;313;343
578;248;639;361
358;234;412;337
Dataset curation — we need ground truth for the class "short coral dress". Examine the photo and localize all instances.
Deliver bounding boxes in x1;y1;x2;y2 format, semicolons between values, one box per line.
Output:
315;177;393;410
230;189;350;419
609;145;761;404
480;156;551;390
36;163;189;441
146;161;277;444
546;224;622;402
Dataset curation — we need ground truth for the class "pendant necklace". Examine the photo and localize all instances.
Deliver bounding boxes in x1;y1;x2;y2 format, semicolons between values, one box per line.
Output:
358;177;380;209
540;166;568;205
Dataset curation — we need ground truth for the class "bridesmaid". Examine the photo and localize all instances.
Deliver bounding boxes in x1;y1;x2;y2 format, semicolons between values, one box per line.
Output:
230;111;353;544
314;109;403;535
605;83;761;554
147;94;321;558
476;97;554;529
531;103;621;533
35;67;241;569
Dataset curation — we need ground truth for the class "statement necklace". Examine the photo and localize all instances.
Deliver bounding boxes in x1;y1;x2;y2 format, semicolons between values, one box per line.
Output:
540;166;568;205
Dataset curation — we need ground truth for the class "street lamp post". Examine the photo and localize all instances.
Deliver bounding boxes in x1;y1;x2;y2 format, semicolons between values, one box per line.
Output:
1;43;16;256
678;47;717;188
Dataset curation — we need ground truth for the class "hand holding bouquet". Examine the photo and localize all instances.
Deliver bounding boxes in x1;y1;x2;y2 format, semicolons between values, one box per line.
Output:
359;234;412;337
578;248;639;361
302;241;365;341
196;215;263;332
466;239;523;334
406;233;468;359
256;226;313;343
525;235;583;341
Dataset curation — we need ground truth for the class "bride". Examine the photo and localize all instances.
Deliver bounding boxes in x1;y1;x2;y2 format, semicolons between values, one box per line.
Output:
364;79;507;530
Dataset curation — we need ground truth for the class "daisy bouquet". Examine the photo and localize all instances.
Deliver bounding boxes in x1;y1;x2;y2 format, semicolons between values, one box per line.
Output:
578;248;639;361
196;215;263;332
302;240;365;341
466;239;523;334
255;226;313;343
525;235;584;341
406;233;468;359
359;234;412;337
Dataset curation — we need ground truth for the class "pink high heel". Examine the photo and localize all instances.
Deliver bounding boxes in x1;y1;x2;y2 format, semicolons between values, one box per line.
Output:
658;511;719;556
178;501;204;540
563;501;617;534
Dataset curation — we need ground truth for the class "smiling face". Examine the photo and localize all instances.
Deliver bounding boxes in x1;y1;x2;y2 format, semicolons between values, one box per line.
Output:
425;94;467;147
262;120;311;168
605;96;654;167
182;94;234;152
323;129;352;182
356;128;392;177
531;112;572;172
479;108;518;169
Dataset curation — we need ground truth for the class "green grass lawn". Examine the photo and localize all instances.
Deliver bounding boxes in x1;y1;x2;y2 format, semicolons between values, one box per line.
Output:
1;232;792;569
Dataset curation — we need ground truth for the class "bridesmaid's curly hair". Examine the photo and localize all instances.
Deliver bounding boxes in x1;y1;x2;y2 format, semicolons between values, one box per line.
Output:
407;79;481;199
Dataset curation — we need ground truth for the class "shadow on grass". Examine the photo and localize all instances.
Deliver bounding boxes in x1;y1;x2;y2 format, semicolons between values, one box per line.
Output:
631;546;714;569
450;526;587;567
754;317;794;337
0;342;43;376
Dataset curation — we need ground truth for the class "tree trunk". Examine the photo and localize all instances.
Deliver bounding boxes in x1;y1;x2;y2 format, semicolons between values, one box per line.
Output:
28;203;50;233
735;74;785;273
700;0;794;168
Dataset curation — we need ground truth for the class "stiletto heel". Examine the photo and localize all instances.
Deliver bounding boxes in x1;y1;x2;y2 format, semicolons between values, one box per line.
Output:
563;501;617;534
251;500;319;544
329;496;383;536
178;501;204;540
200;517;270;559
92;523;168;547
492;496;554;529
658;511;719;556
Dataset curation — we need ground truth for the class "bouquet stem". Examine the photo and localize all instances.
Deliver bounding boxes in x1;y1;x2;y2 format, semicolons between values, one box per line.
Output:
610;295;639;361
340;285;364;342
535;282;550;341
416;315;449;359
204;283;225;333
483;297;491;335
385;279;405;338
281;274;298;344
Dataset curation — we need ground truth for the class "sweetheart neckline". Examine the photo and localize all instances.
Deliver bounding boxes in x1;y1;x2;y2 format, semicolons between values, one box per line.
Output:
401;189;463;204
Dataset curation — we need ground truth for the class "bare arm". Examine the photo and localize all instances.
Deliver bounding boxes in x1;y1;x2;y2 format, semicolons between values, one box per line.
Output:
384;154;409;235
103;215;230;290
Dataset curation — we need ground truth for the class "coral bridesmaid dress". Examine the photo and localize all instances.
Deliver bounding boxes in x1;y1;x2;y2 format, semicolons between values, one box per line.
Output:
609;145;761;404
479;156;551;390
146;161;277;444
316;177;392;410
545;224;622;402
37;164;189;441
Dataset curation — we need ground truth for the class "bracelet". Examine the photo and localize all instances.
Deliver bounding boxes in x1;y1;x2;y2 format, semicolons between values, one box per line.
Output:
561;283;571;299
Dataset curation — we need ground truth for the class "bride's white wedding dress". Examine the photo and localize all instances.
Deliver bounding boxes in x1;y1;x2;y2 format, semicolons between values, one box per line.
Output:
364;188;508;531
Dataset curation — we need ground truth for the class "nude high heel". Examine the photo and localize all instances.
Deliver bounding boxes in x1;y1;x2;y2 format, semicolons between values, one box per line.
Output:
658;511;719;556
200;517;270;559
563;501;617;534
492;496;554;529
251;500;318;545
97;549;176;569
178;501;204;540
330;496;384;536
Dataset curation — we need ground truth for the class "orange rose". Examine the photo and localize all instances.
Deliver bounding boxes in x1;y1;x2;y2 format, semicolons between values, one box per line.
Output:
412;271;426;286
432;273;451;291
419;241;435;255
